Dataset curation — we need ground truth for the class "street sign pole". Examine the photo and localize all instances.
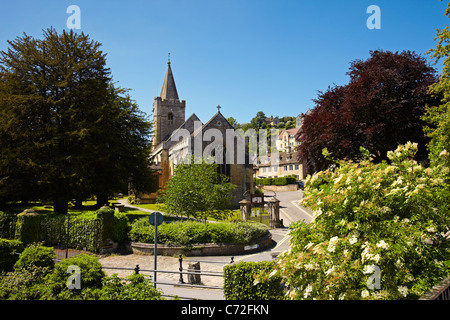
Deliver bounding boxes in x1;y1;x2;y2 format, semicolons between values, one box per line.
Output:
149;212;163;289
154;213;157;288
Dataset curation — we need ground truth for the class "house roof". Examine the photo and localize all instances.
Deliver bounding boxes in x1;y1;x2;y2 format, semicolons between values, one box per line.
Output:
278;127;301;138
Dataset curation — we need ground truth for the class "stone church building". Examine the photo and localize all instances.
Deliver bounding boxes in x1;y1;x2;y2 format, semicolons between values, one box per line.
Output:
139;59;253;205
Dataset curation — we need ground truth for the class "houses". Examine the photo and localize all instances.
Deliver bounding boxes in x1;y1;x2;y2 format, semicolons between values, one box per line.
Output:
276;127;301;153
254;149;305;181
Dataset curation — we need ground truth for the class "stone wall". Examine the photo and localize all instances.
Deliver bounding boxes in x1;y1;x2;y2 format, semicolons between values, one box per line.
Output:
261;184;299;192
128;232;273;257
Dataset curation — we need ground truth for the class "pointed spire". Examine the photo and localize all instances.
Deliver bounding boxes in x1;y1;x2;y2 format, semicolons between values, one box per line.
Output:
160;54;179;101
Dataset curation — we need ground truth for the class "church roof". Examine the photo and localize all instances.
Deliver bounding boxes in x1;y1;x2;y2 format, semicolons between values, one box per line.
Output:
191;111;232;137
160;61;179;101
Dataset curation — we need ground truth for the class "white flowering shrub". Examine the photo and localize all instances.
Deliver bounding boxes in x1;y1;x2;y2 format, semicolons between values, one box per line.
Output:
268;142;450;299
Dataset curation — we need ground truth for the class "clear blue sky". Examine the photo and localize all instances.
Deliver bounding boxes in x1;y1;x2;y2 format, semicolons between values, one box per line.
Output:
0;0;448;124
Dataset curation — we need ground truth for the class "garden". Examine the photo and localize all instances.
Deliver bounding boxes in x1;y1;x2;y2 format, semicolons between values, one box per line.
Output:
0;203;270;300
0;242;164;300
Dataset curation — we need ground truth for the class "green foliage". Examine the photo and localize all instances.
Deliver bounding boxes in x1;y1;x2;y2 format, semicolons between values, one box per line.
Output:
0;211;17;239
127;195;135;204
0;239;24;272
223;261;284;300
0;28;154;213
14;212;40;246
112;212;130;243
0;249;165;300
39;214;102;252
82;273;164;300
129;219;269;246
423;2;450;167
270;142;450;300
159;155;236;221
0;264;51;300
14;244;55;272
255;176;297;186
96;206;115;243
45;254;105;298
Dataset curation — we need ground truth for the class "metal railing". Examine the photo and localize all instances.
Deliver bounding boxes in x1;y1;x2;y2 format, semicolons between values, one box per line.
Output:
100;255;234;299
420;276;450;300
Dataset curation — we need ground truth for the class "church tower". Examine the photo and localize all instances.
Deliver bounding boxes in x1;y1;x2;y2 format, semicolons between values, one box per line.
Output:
152;56;186;147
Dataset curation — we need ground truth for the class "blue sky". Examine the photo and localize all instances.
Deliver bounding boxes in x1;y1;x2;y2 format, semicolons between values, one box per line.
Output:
0;0;448;124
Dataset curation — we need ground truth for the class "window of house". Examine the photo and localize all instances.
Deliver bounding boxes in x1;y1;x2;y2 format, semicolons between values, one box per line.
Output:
295;164;299;170
284;165;287;171
289;165;293;171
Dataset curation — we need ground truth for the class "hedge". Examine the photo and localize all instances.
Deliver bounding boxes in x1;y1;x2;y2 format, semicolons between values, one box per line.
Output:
129;219;269;246
223;261;284;300
14;210;40;245
255;176;297;186
0;239;24;272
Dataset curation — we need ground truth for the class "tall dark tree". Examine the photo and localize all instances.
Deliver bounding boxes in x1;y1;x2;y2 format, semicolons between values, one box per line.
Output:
297;50;440;174
0;28;155;213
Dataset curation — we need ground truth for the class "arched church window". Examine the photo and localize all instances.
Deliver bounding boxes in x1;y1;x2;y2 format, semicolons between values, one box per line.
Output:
168;112;174;125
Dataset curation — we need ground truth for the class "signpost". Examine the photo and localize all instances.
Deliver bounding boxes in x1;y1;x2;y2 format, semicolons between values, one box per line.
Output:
149;212;164;288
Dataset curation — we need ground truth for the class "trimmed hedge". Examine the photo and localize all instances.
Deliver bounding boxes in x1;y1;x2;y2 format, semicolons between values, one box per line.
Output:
129;219;269;246
255;176;297;186
14;210;40;245
0;239;24;272
223;261;284;300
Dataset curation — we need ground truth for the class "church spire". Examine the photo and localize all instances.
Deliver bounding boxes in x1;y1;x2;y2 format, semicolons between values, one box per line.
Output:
160;54;179;101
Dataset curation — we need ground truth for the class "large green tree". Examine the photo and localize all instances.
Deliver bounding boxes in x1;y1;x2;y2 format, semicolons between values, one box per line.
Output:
0;28;155;213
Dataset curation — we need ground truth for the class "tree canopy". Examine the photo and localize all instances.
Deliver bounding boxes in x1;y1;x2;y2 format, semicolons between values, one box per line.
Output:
159;155;236;221
423;2;450;167
298;50;440;174
0;28;155;213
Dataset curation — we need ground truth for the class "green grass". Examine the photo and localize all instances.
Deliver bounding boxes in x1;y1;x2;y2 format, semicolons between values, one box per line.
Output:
132;203;168;212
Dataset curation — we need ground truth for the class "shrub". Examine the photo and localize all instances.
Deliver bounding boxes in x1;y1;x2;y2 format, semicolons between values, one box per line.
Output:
0;239;24;272
0;264;49;300
96;206;115;243
83;273;165;300
14;244;55;272
44;254;105;298
0;212;16;239
128;219;269;245
14;210;40;245
255;176;297;186
112;212;130;243
271;143;450;300
223;261;284;300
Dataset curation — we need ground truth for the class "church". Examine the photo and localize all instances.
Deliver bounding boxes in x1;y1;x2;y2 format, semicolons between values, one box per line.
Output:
139;58;254;205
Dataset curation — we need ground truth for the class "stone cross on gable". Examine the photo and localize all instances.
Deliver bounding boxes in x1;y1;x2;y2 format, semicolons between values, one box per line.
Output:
217;105;221;113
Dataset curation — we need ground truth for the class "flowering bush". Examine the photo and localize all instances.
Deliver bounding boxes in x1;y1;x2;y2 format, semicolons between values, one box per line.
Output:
268;142;450;299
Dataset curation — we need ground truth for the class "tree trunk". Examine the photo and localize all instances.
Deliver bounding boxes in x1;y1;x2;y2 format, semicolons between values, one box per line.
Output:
54;197;68;214
74;197;83;209
96;193;109;208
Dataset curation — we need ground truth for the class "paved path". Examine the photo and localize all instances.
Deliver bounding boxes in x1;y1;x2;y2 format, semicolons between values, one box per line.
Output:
273;189;314;226
105;192;313;299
